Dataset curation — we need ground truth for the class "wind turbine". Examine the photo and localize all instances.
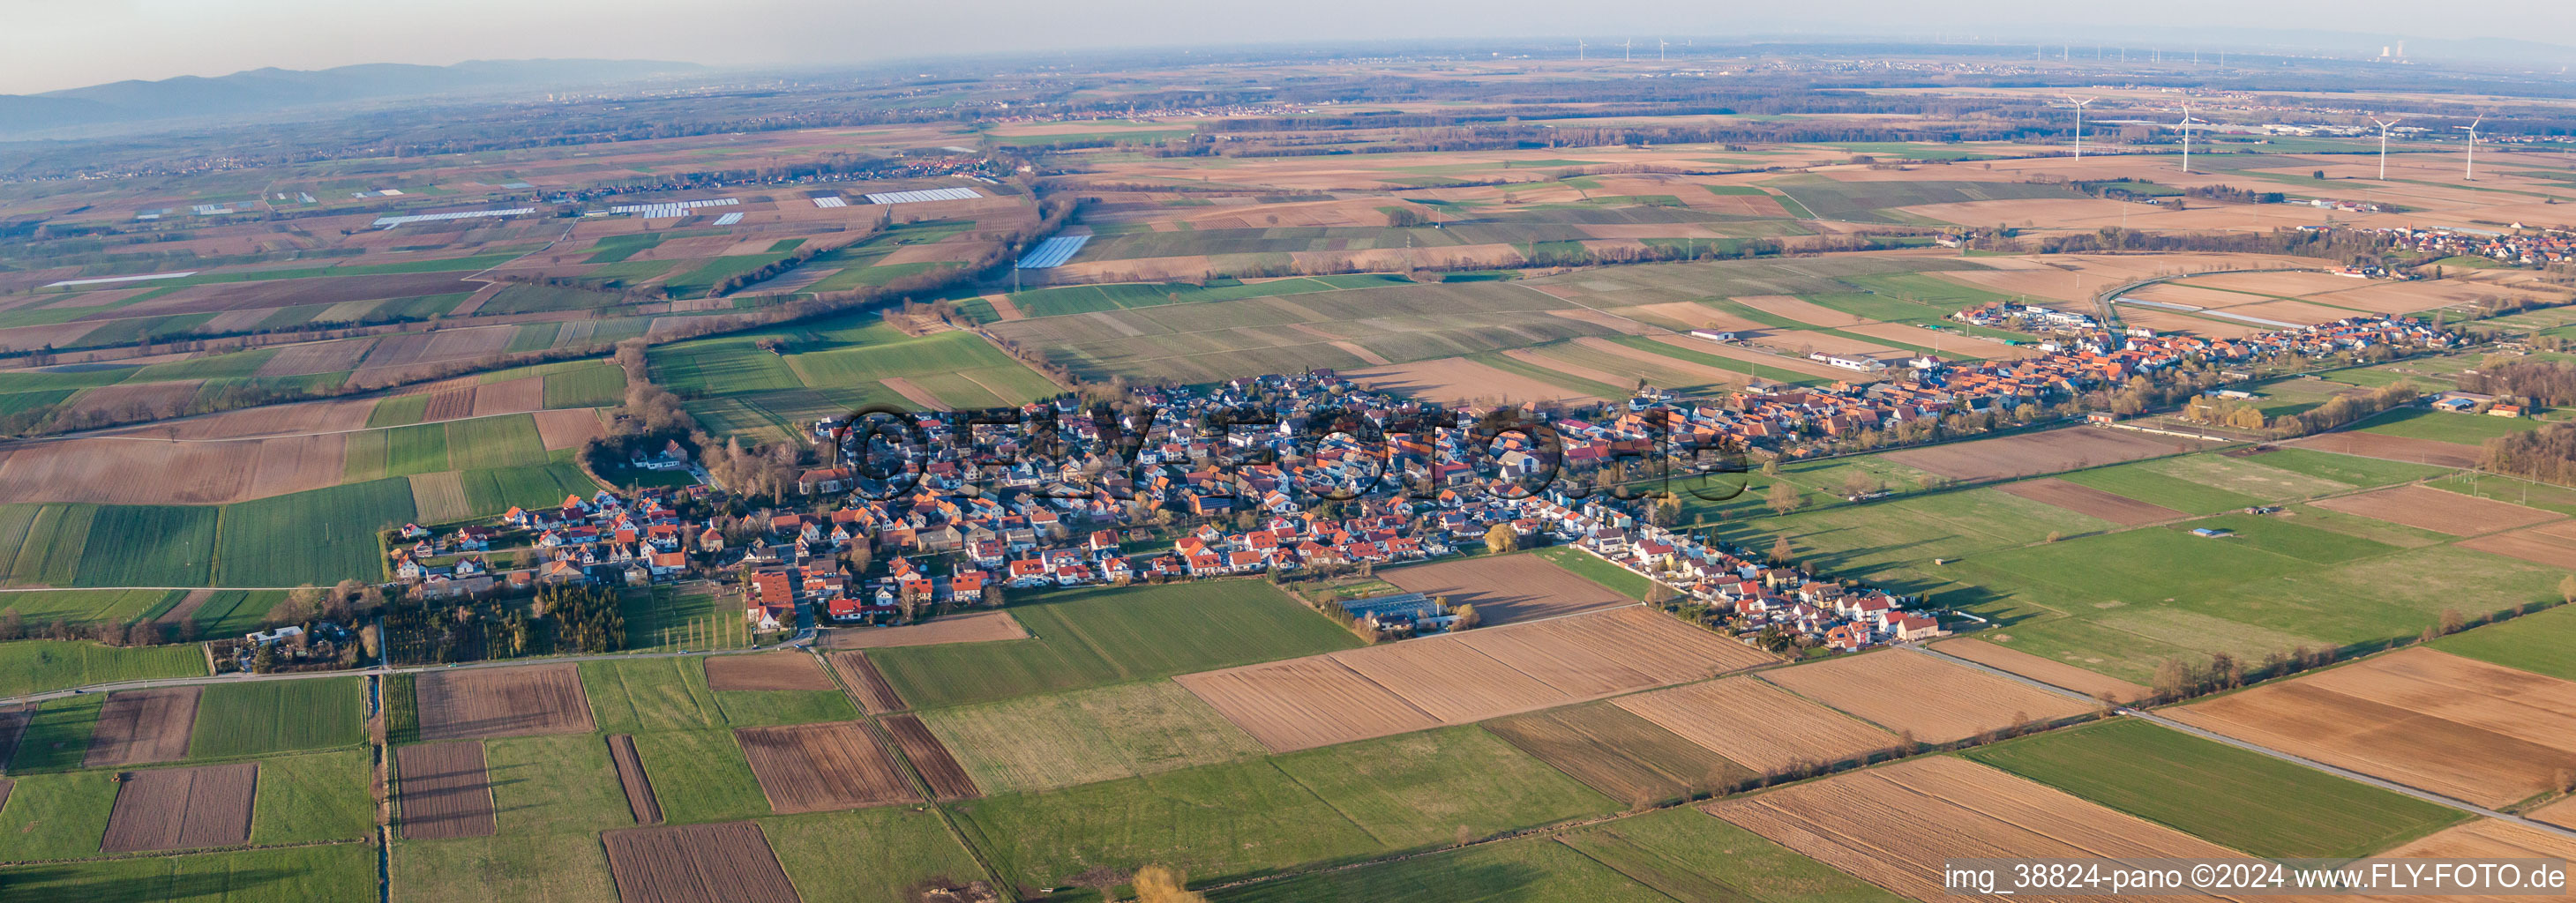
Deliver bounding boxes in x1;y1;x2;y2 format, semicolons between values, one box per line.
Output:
2457;115;2483;181
2177;103;2207;173
1577;39;1585;61
2063;95;2097;159
1659;38;1669;62
1621;39;1633;62
2371;117;2403;180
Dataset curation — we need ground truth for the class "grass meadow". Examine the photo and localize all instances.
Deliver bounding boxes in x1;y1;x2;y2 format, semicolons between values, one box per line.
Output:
870;580;1363;709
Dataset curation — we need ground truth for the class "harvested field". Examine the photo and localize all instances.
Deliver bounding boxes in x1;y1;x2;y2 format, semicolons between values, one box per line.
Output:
1759;650;2095;743
2183;271;2375;298
821;610;1028;648
734;721;916;813
1936;638;2152;704
2311;484;2557;536
2533;796;2576;830
2287;431;2479;468
396;741;498;840
470;375;544;417
607;734;663;825
86;687;201;767
821;652;905;713
421;387;476;422
880;377;951;412
120;396;377;440
1344;357;1604;404
414;664;595;741
602;821;802;903
705;653;835;691
2164;647;2576;808
256;339;375;377
1332;638;1576;723
1734;294;1868;327
1174;656;1442;752
1884;426;2210;482
99;762;258;853
882;714;978;799
1613;676;1899;772
1382;555;1632;624
1995;477;2184;526
1746;330;1905;361
2458;519;2576;569
0;433;345;505
2379;817;2576;903
1180;607;1772;752
532;407;604;450
1709;756;2246;903
62;379;202;422
141;272;479;315
1483;705;1755;805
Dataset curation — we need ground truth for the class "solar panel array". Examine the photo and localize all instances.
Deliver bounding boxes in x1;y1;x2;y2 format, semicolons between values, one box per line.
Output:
711;213;745;226
1014;235;1090;269
863;187;982;205
610;198;740;218
371;207;537;228
812;196;848;208
190;204;236;215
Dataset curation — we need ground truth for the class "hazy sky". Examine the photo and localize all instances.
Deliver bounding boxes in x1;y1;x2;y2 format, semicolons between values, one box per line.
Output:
5;0;2572;95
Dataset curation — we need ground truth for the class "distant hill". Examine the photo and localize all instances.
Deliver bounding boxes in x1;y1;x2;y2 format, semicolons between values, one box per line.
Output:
0;58;707;135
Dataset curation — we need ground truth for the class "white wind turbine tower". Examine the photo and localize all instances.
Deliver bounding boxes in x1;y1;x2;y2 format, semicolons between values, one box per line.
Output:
2063;95;2097;159
1622;39;1633;62
2371;117;2403;179
1577;39;1586;61
1659;38;1669;62
2457;115;2483;181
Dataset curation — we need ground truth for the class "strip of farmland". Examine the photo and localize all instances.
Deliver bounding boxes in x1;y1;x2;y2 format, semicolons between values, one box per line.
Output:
607;734;663;825
397;741;498;839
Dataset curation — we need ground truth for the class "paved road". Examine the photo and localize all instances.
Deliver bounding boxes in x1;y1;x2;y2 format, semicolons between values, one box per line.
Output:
1904;643;2576;842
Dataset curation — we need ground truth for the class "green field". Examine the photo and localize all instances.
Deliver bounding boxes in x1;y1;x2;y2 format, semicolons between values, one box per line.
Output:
580;655;857;733
2355;407;2538;444
74;504;218;586
1223;803;1906;903
0;639;206;698
369;392;431;427
2056;462;2270;514
1527;547;1656;600
0;588;176;627
445;414;549;469
950;726;1618;892
762;808;992;903
342;422;451;481
214;478;414;586
249;749;378;845
2433;602;2576;681
189;677;367;758
540;362;625;408
628;728;771;825
7;693;102;773
458;459;600;516
1964;720;2464;857
390;732;626;903
0;841;377;903
870;580;1363;709
921;679;1269;793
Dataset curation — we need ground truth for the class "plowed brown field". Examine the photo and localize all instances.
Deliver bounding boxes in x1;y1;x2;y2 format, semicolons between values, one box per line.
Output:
2164;647;2576;808
422;388;476;422
470;376;544;418
414;664;595;741
1613;676;1899;772
1759;649;2095;743
2460;520;2576;569
1709;757;2246;903
821;611;1027;648
1381;555;1632;624
1179;607;1776;752
397;742;497;839
1996;477;2183;526
883;714;978;800
704;653;835;690
1936;639;2152;704
1174;657;1442;753
603;821;802;903
607;735;663;825
821;652;904;713
86;687;200;767
1885;426;2209;482
2377;817;2576;903
100;763;258;853
2311;484;2558;536
532;408;604;450
734;721;916;813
